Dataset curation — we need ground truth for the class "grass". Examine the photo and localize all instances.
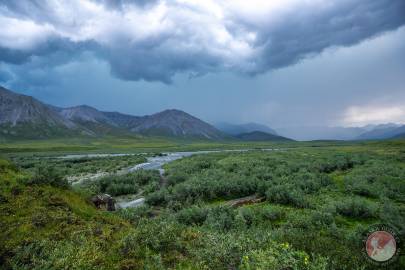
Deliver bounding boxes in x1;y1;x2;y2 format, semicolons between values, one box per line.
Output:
0;135;373;155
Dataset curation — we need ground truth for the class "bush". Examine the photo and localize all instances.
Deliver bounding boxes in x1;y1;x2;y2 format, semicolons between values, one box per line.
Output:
126;218;185;253
146;189;168;206
310;210;335;228
240;247;329;270
261;205;286;221
344;176;381;198
379;199;405;230
176;205;209;225
97;170;160;196
0;159;17;173
25;165;68;188
166;171;188;186
335;198;376;219
204;206;236;232
266;185;308;208
117;205;154;223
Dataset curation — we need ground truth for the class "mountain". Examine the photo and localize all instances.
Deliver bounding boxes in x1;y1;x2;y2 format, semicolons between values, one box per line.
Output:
102;111;142;129
60;105;115;125
0;86;79;138
235;131;292;141
356;124;405;140
0;86;226;140
130;109;225;139
391;132;405;139
215;122;278;136
276;126;366;141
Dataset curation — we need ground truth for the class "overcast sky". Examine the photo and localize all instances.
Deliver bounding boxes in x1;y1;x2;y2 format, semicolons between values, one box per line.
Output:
0;0;404;128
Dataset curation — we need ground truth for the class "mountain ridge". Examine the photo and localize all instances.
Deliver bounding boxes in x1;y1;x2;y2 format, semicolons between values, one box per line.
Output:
215;122;278;136
235;131;293;142
0;86;226;140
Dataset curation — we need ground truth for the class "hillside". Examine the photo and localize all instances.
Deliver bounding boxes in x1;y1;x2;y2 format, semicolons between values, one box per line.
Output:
0;87;81;139
391;132;405;139
235;131;293;141
356;124;405;140
131;109;225;139
0;86;226;140
216;122;278;136
276;126;366;141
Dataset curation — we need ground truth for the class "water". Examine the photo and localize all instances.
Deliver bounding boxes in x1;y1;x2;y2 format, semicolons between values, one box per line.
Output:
61;148;280;209
116;198;145;209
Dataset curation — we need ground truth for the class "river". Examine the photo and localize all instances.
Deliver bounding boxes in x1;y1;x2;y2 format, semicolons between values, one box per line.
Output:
61;148;280;209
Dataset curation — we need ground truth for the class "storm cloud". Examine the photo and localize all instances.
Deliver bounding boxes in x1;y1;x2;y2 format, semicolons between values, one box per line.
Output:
1;0;404;83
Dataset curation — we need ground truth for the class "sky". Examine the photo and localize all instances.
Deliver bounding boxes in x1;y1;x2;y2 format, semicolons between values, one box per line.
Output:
0;0;405;130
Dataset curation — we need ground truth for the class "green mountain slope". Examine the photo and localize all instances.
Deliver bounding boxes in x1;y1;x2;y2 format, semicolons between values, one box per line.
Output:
235;131;293;141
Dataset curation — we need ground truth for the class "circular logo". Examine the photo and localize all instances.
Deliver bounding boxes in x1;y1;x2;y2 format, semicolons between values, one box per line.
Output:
362;224;400;266
366;230;396;262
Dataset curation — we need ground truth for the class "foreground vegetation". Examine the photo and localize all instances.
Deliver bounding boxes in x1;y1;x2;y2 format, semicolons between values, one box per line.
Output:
10;154;147;180
1;141;404;269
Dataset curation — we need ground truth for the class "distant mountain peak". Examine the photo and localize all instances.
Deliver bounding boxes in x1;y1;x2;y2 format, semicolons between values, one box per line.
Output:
215;122;278;136
132;108;225;139
235;131;293;141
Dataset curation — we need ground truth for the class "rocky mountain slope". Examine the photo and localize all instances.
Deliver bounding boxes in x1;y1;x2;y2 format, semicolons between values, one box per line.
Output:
131;109;225;139
0;86;226;140
0;86;80;138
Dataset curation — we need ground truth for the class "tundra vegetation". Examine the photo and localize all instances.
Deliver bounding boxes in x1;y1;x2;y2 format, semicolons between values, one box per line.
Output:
0;141;404;269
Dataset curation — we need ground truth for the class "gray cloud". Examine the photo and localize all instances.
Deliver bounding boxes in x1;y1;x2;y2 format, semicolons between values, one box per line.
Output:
2;25;403;134
0;0;404;83
252;0;405;72
97;0;161;9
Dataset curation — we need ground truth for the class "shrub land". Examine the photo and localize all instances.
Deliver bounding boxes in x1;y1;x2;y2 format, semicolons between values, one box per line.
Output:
1;143;404;269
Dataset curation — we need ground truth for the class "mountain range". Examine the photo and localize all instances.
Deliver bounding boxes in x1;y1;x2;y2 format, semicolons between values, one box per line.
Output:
355;124;405;140
276;124;405;141
1;86;403;141
0;86;225;140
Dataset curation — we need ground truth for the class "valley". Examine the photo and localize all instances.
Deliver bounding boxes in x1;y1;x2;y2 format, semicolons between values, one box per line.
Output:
1;86;405;269
1;1;404;269
1;139;404;269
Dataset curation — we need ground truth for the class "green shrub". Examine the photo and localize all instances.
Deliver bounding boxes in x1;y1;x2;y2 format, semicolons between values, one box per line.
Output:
379;199;405;230
166;171;188;186
310;210;335;228
261;205;285;221
204;206;236;232
266;185;308;208
335;198;376;219
146;189;168;206
25;165;68;188
117;205;154;224
176;205;209;225
97;170;160;196
240;247;329;270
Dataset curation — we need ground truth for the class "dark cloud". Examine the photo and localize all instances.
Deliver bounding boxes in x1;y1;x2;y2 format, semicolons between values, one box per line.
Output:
0;0;404;83
107;43;221;83
0;36;98;66
96;0;161;9
2;25;404;133
251;0;405;72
